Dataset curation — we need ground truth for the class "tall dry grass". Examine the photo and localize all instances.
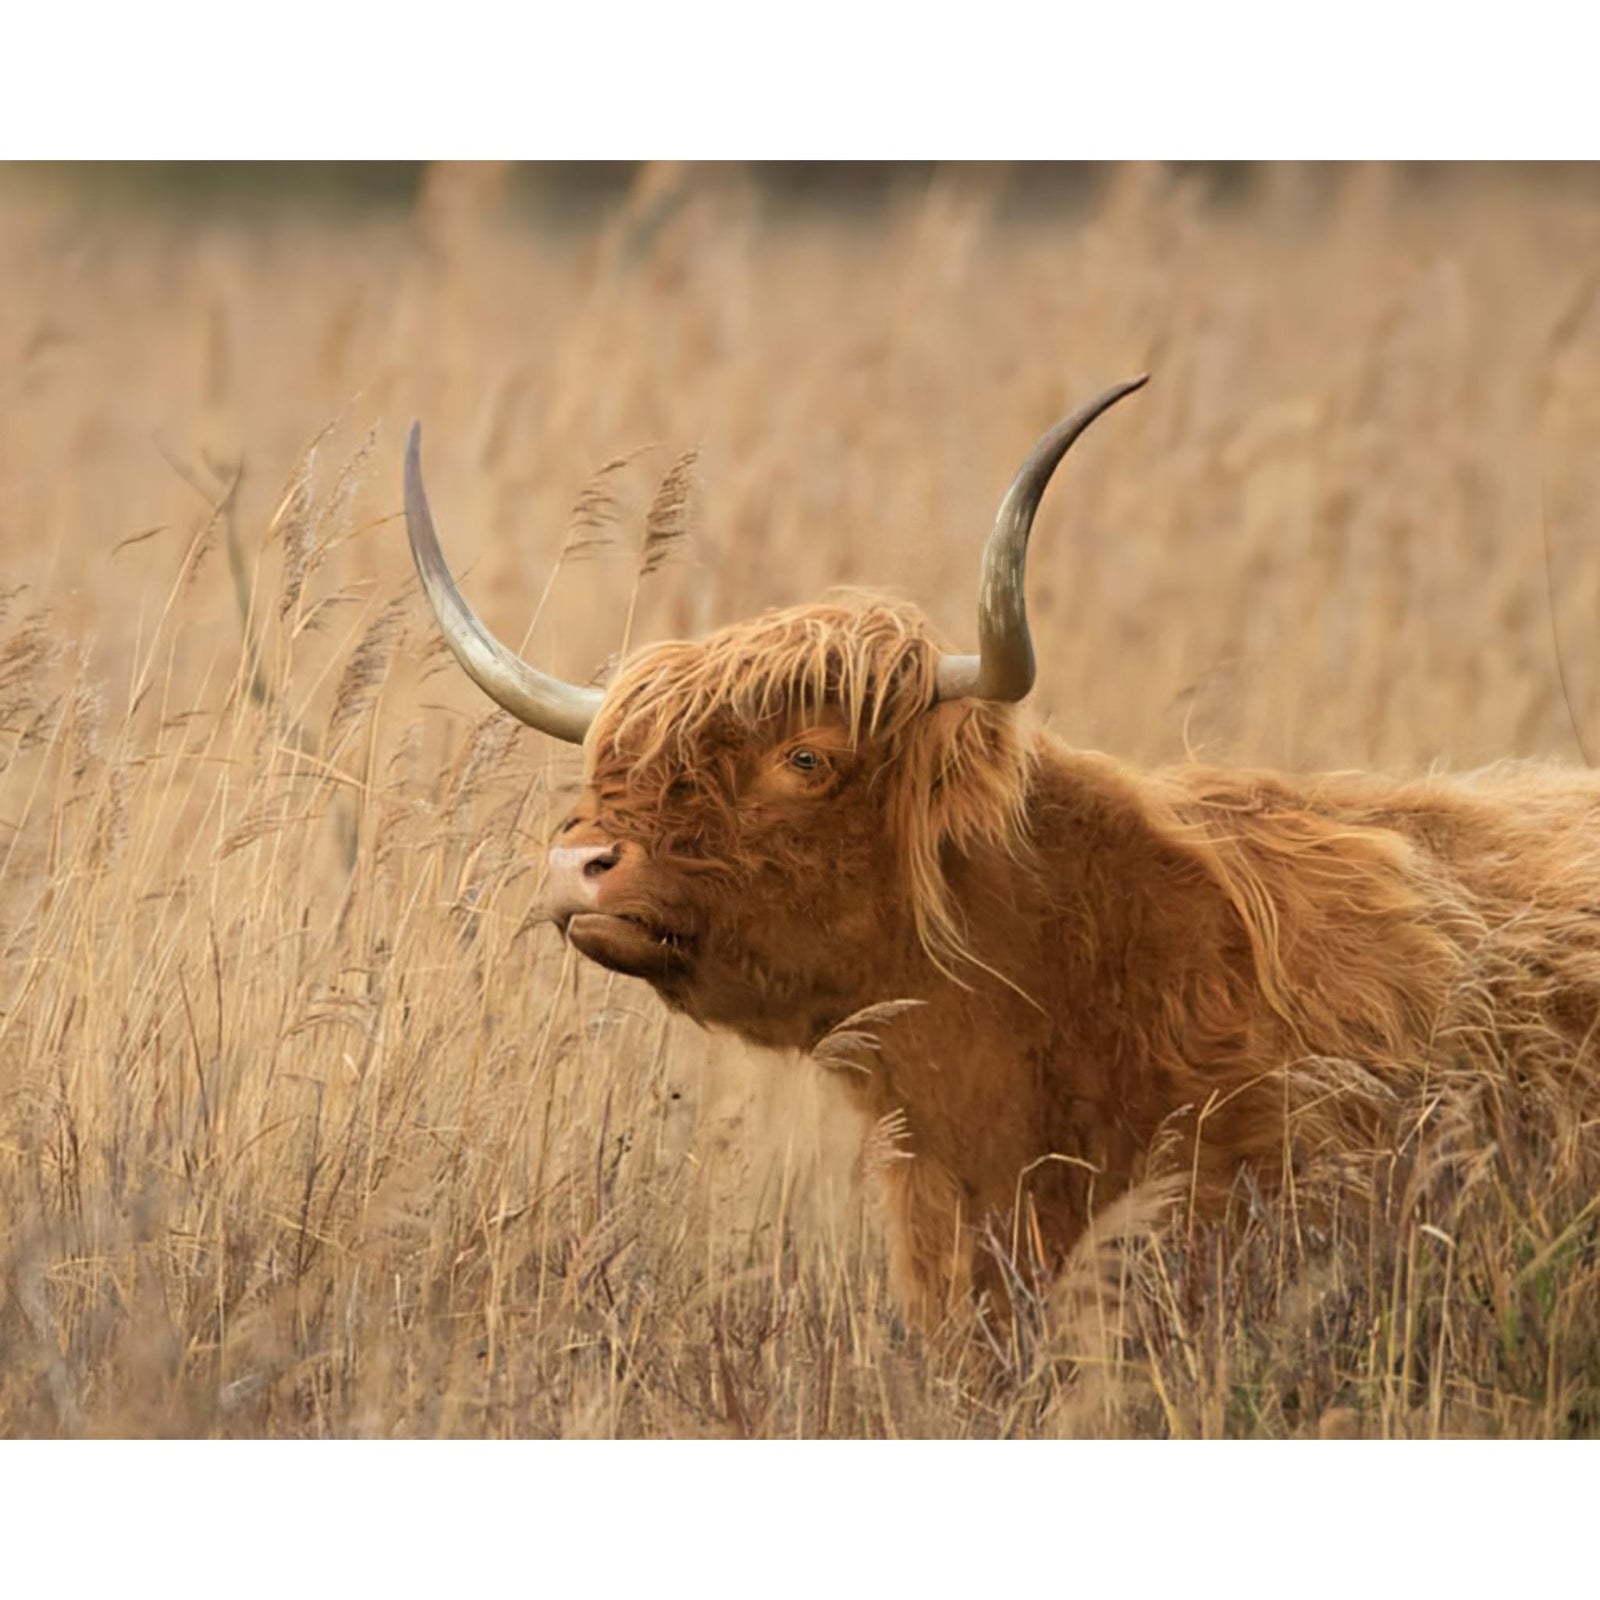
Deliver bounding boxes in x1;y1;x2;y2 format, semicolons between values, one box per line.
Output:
2;162;1600;1436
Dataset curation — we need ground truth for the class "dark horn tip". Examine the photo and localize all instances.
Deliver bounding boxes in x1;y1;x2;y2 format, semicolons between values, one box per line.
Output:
404;423;427;512
403;422;429;535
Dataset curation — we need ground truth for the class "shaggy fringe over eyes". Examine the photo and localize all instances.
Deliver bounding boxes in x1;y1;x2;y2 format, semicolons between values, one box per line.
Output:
586;597;1035;966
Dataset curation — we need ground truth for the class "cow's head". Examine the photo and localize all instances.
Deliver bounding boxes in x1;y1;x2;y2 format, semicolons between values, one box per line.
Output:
403;378;1146;1047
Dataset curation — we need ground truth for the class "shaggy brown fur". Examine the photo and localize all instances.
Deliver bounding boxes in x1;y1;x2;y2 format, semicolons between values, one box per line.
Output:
557;596;1600;1324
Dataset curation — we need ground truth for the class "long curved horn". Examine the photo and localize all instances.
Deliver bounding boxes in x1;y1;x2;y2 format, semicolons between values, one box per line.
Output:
934;375;1149;704
403;422;603;745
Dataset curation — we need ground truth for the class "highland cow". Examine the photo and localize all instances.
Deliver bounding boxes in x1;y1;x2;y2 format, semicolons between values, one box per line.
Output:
403;378;1600;1324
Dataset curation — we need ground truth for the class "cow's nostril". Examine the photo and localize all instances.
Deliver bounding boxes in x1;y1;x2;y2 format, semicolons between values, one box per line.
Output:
583;848;620;879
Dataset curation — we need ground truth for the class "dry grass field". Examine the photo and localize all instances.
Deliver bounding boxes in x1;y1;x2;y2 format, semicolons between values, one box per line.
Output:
2;161;1600;1437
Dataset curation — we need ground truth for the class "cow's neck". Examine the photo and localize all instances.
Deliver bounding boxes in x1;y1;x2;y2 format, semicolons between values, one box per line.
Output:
835;743;1249;1249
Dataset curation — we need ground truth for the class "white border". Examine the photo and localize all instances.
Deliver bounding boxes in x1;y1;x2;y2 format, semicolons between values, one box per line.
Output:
3;4;1598;158
0;1443;1586;1592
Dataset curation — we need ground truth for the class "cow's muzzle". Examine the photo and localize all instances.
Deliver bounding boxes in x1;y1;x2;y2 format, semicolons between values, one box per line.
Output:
542;841;692;979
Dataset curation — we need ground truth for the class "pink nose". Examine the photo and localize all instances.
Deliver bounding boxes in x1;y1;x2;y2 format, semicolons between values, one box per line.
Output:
544;842;620;921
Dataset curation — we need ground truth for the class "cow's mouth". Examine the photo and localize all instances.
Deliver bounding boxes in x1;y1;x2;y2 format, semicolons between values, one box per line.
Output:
563;912;693;979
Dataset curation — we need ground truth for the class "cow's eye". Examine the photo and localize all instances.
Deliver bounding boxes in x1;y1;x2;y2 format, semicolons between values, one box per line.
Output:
788;748;821;772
